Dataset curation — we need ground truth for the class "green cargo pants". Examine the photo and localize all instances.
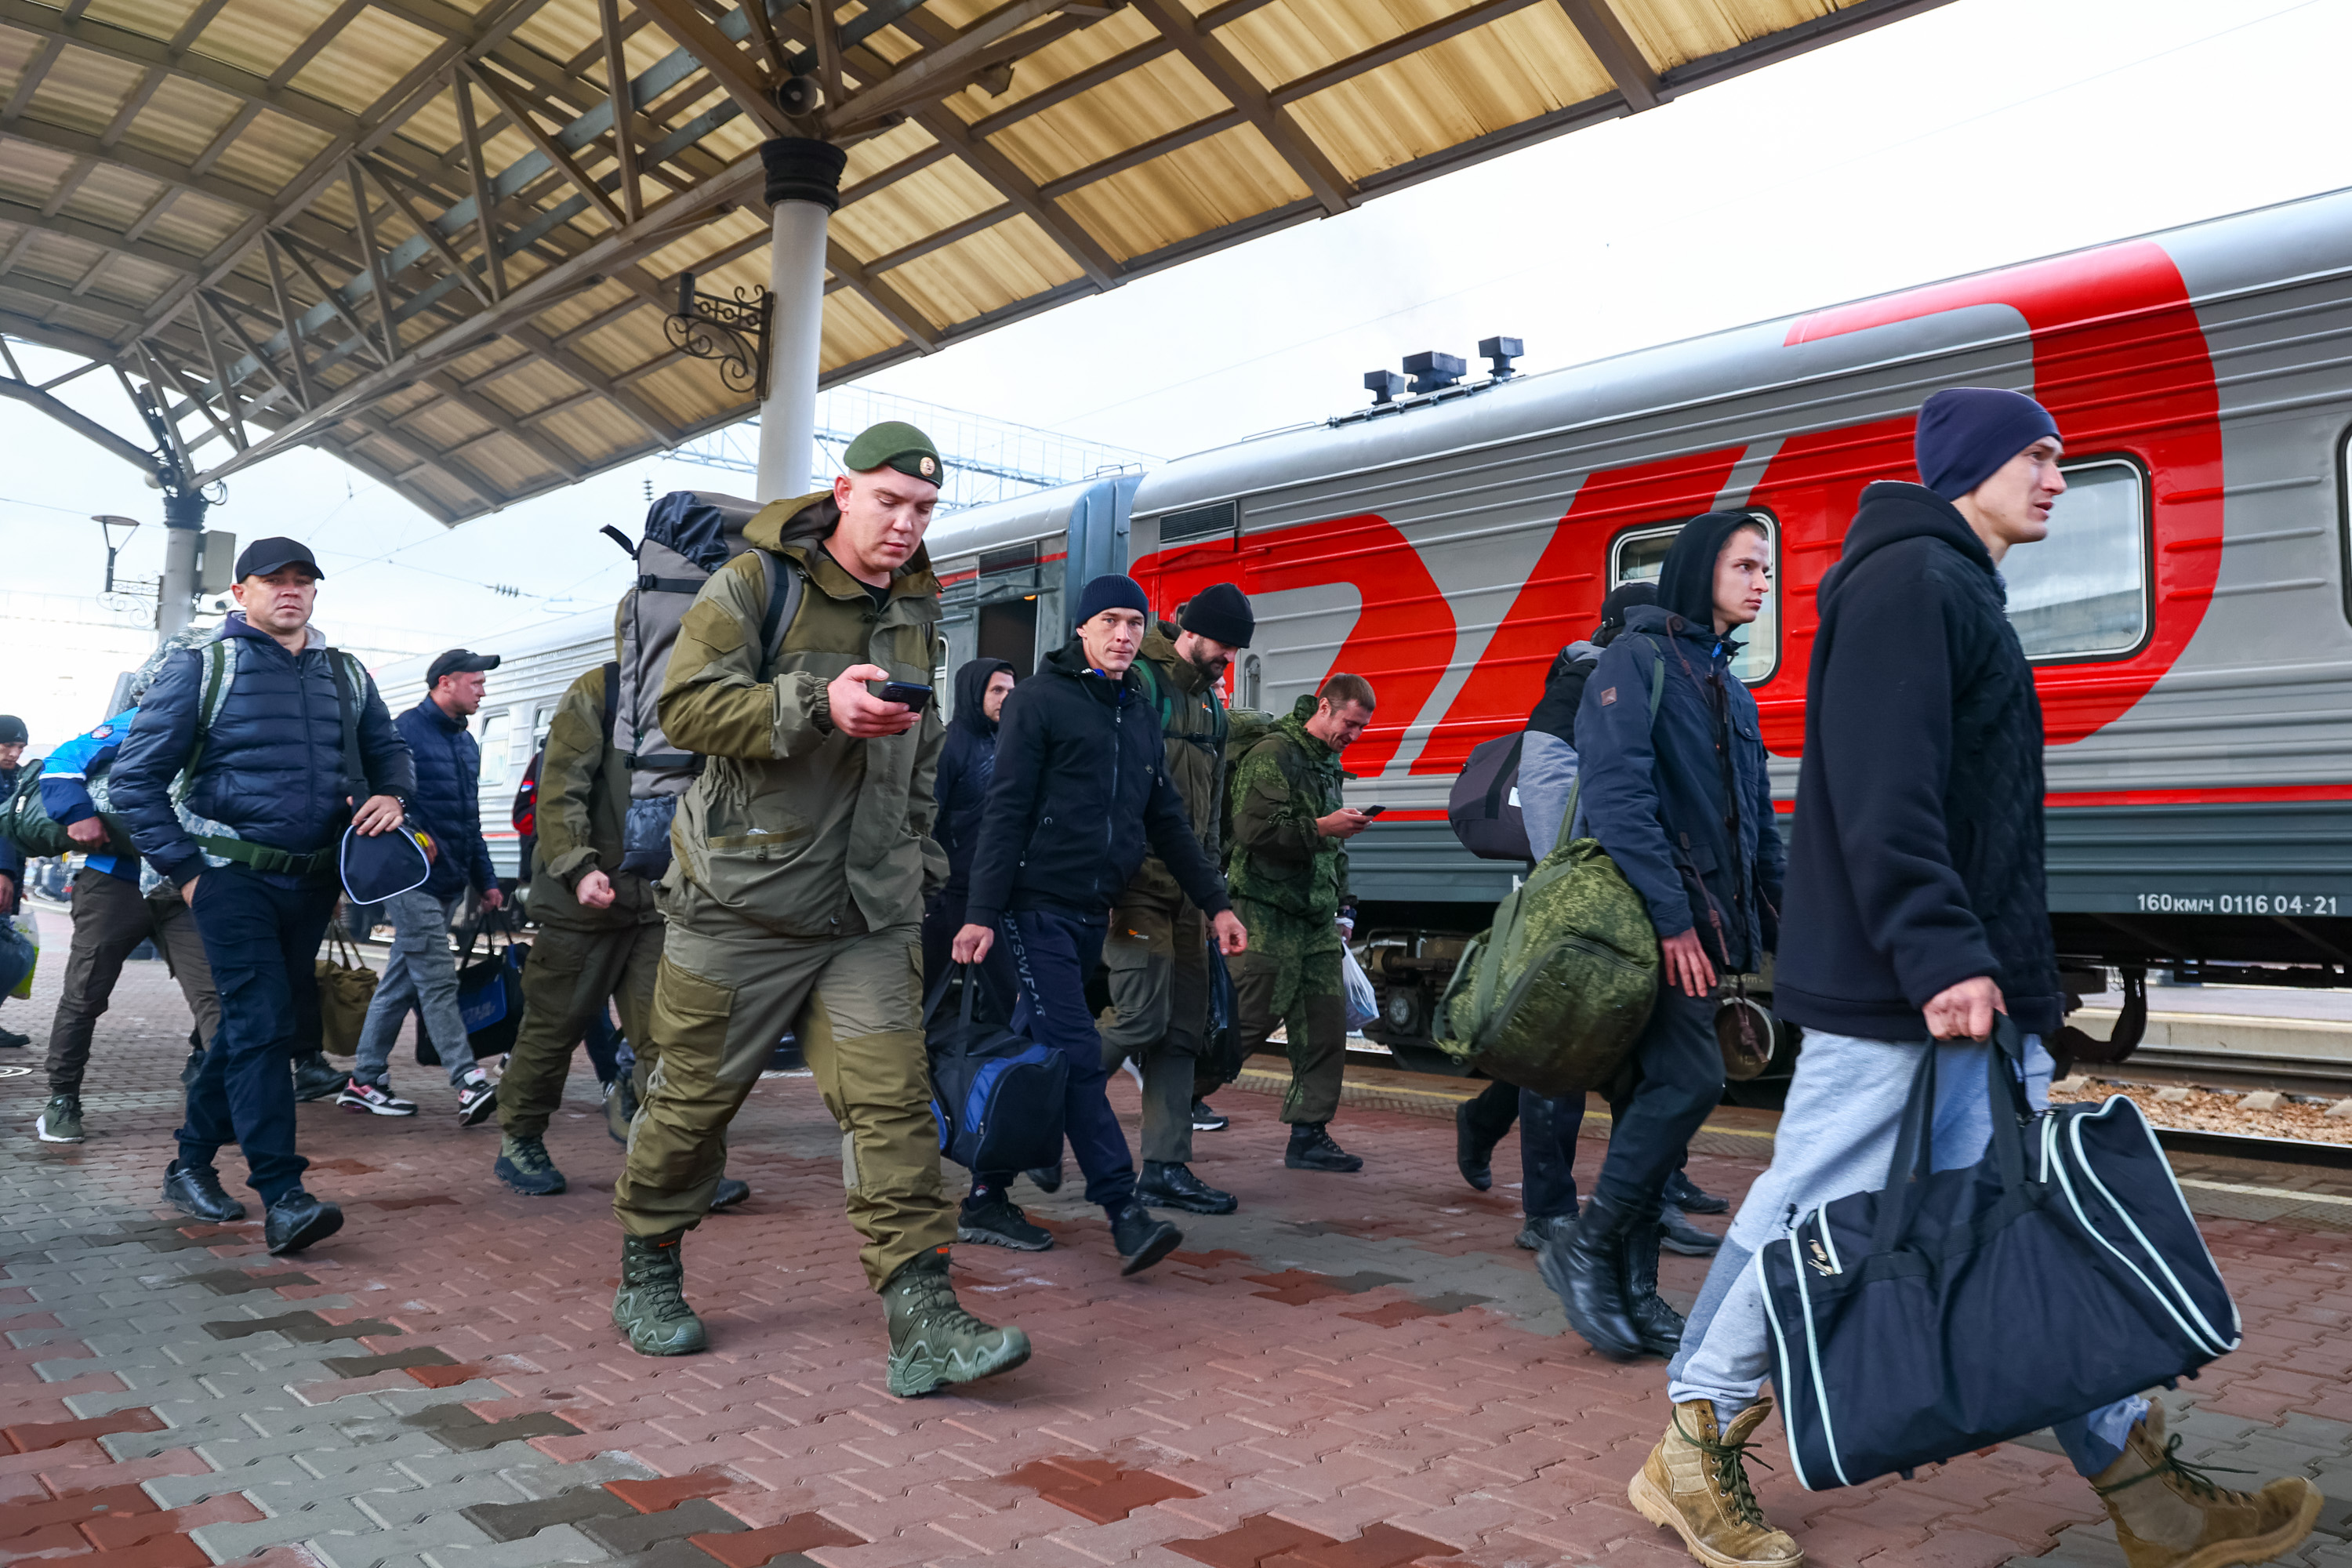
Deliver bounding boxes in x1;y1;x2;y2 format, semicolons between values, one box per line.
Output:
612;882;953;1290
1232;944;1346;1127
1099;895;1207;1164
497;920;662;1142
49;867;220;1098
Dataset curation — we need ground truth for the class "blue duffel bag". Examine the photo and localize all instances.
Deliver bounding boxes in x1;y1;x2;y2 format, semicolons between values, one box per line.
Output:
1760;1017;2238;1490
924;964;1067;1173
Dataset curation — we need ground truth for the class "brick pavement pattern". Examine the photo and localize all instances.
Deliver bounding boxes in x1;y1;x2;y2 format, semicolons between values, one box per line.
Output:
3;905;2350;1568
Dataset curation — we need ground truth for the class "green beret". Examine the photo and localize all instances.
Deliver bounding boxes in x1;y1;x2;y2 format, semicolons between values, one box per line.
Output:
841;419;943;485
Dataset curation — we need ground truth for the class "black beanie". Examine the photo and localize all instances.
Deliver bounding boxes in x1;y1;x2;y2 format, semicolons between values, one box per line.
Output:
1179;582;1253;648
1075;573;1150;627
1915;387;2060;500
0;715;24;745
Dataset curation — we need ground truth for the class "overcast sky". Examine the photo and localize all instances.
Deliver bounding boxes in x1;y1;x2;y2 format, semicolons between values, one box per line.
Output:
4;0;2346;748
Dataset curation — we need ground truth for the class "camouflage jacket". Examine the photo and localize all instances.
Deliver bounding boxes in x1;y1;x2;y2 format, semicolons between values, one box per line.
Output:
657;492;946;938
1226;694;1348;941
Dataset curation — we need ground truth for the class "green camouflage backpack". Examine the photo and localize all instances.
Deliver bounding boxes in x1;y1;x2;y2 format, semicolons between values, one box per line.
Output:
1433;649;1665;1095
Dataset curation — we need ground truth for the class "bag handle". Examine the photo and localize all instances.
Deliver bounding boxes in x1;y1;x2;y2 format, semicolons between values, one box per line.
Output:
1870;1014;2032;1253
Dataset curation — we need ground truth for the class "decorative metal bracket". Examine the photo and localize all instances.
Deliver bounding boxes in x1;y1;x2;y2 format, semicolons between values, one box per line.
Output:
665;271;772;401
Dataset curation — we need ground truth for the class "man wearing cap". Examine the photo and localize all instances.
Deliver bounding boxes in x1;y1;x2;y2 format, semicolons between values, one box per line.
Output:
1630;390;2320;1568
612;422;1034;1400
341;648;506;1124
0;715;28;1049
111;537;413;1255
956;574;1248;1276
1084;585;1254;1224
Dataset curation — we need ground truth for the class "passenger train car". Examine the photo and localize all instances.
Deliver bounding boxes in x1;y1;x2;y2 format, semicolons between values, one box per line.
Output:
923;185;2352;1052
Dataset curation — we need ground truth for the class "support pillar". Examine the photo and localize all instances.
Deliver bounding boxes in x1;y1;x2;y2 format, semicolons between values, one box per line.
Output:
753;137;845;504
157;487;209;643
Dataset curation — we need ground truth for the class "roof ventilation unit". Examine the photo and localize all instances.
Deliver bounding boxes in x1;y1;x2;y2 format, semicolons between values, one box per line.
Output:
1363;369;1406;406
1404;351;1466;394
1479;336;1523;379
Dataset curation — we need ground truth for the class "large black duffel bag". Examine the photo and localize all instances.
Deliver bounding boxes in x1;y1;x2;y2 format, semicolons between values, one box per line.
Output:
924;964;1068;1173
1760;1018;2238;1490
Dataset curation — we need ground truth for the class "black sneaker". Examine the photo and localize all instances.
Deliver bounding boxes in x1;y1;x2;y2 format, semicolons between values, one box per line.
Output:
1137;1160;1236;1215
1659;1204;1722;1256
1023;1161;1063;1194
958;1192;1052;1251
1665;1169;1730;1214
1109;1202;1181;1276
709;1177;750;1212
1515;1212;1576;1251
456;1067;499;1127
263;1189;343;1255
291;1053;345;1103
1284;1123;1363;1173
1191;1099;1229;1131
0;1026;28;1049
336;1080;417;1116
163;1158;246;1222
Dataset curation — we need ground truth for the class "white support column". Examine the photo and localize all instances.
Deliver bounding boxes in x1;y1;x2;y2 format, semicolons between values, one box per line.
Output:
753;138;847;505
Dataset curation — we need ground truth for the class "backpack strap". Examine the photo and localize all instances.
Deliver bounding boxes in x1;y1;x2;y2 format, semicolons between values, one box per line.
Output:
179;640;234;786
601;660;619;742
328;648;365;805
757;550;808;676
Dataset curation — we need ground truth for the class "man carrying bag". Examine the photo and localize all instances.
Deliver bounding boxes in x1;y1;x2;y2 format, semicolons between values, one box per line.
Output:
1631;390;2321;1568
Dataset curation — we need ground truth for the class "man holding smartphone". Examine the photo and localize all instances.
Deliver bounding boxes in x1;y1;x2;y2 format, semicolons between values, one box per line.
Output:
611;423;1031;1403
1225;674;1377;1173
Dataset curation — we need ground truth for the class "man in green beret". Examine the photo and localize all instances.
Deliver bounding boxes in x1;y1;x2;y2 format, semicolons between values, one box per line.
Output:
609;423;1033;1399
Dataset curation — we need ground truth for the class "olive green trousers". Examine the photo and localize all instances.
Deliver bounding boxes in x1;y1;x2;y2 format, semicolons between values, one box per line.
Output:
496;920;661;1142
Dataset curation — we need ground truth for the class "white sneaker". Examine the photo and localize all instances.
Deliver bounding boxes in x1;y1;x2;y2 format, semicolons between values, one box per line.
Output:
335;1080;418;1116
456;1068;499;1127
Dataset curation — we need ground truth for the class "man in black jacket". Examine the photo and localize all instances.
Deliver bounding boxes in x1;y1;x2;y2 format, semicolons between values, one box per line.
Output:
111;538;414;1255
1544;514;1781;1365
956;575;1247;1277
1634;390;2319;1568
924;657;1015;994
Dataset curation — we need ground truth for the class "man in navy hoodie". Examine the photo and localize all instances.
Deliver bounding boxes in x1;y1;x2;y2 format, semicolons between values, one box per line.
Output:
1630;391;2320;1568
341;648;506;1123
111;538;413;1255
955;575;1247;1277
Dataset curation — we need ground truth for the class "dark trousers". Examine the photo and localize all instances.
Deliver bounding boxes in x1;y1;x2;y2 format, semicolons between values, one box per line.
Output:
1461;1077;1519;1145
1590;984;1722;1212
996;909;1136;1218
1520;1089;1588;1218
181;867;337;1206
48;867;221;1097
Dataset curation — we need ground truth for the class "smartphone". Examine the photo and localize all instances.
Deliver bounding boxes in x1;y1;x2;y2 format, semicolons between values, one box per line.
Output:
1357;804;1388;817
875;680;933;712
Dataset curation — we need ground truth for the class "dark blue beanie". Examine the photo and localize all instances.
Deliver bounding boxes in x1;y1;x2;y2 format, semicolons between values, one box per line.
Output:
1075;572;1150;626
1915;387;2060;500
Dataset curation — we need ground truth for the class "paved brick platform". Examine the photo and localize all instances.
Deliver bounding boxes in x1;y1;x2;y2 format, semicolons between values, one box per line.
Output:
4;909;2350;1568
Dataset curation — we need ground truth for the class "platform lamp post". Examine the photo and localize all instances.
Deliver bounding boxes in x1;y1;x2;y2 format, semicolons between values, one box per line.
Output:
752;136;845;505
93;514;140;593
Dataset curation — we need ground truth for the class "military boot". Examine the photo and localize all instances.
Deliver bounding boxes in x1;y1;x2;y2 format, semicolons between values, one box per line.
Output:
612;1233;706;1356
2091;1402;2321;1568
1624;1206;1685;1356
495;1134;566;1196
1628;1399;1804;1568
881;1250;1032;1398
1539;1191;1645;1361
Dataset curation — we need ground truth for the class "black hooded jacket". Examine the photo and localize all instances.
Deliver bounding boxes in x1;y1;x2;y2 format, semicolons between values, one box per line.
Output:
964;641;1231;928
932;657;1014;898
1774;481;2063;1039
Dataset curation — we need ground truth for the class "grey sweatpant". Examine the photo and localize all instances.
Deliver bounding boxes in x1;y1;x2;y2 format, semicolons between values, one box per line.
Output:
352;890;474;1089
1668;1028;2144;1477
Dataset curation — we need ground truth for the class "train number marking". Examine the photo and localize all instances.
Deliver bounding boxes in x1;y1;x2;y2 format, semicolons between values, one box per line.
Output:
2136;892;2340;916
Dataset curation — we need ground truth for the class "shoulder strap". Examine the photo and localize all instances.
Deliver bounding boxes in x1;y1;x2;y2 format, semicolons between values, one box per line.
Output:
1131;658;1170;730
181;640;234;783
757;550;807;674
328;648;365;804
600;660;619;742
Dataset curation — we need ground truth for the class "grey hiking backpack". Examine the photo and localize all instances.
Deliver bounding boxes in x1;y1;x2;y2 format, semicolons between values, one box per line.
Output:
601;491;804;878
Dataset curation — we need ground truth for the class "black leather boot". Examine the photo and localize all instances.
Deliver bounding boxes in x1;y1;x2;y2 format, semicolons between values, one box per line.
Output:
1455;1099;1496;1191
1538;1191;1645;1361
1624;1205;1686;1356
1109;1202;1182;1276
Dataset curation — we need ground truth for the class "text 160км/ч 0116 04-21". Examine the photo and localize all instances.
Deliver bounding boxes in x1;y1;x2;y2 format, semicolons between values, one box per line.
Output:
2136;892;2342;915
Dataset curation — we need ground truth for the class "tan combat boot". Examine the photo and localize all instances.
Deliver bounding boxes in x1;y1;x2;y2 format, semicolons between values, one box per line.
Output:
2092;1403;2322;1568
1629;1398;1804;1568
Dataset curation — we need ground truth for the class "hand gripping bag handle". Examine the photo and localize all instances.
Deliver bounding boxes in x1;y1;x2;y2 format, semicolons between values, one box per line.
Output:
1871;1014;2032;1254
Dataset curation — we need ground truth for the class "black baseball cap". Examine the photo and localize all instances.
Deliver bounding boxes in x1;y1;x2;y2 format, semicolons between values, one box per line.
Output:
234;536;324;580
426;648;501;685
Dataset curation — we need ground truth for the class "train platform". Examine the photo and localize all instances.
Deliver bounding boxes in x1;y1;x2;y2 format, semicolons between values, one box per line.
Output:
5;944;2352;1568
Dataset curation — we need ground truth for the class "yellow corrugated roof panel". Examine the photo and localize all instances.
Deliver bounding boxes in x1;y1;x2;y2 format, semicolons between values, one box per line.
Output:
0;0;1951;523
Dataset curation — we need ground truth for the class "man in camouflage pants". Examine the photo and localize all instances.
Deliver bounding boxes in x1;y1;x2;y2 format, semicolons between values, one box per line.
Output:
1225;673;1376;1172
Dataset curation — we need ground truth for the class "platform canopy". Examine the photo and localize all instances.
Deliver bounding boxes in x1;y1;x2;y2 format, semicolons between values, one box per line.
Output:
0;0;1948;523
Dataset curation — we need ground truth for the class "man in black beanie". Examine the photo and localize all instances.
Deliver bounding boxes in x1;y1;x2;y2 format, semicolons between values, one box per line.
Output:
1087;583;1254;1225
958;574;1247;1277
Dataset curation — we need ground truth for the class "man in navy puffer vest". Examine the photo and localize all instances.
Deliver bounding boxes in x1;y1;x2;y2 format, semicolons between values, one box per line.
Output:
112;538;413;1255
342;648;506;1123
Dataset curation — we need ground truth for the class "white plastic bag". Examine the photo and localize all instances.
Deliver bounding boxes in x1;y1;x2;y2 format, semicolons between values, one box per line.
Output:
1340;945;1379;1033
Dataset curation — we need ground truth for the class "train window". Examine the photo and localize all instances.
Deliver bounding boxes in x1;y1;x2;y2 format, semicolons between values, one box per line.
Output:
1607;513;1779;684
476;710;512;790
531;704;554;750
2003;459;2147;660
1240;654;1263;709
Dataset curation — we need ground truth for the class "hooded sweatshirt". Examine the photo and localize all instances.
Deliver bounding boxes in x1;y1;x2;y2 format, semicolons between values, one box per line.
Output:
1573;517;1783;971
1773;481;2062;1039
933;657;1014;898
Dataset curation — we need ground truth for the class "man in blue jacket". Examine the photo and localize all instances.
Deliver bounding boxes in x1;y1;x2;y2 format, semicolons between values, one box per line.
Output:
340;648;506;1123
1543;513;1782;1364
31;689;225;1145
955;575;1247;1278
111;537;414;1254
